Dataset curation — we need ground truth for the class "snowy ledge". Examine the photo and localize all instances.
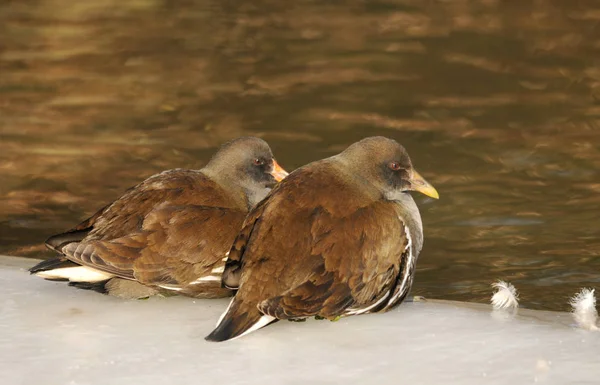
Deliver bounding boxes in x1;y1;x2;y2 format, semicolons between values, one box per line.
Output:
1;255;598;385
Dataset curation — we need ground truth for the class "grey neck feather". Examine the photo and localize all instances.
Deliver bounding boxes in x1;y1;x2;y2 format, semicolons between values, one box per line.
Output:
385;190;424;256
201;167;253;211
243;185;271;210
202;166;271;211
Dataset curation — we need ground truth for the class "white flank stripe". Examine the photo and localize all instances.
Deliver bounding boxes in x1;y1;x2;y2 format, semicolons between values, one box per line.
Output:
35;266;113;282
211;265;225;274
189;275;221;285
158;285;183;292
386;223;415;308
346;291;391;316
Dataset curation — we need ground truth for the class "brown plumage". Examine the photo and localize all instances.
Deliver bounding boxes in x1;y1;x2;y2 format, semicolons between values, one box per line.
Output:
206;136;438;341
29;137;288;299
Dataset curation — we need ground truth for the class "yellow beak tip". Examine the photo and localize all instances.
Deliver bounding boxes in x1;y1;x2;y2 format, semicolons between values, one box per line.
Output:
409;170;439;199
418;187;439;200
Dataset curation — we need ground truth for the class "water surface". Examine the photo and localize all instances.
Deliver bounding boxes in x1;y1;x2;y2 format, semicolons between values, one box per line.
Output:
1;0;600;310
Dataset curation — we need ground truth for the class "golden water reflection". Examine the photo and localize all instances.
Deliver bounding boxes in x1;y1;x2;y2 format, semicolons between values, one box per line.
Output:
1;0;599;310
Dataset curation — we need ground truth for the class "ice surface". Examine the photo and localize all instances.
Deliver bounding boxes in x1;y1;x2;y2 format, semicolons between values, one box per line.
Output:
1;255;599;385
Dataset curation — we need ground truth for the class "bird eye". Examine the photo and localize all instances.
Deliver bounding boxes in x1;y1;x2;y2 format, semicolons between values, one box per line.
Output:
253;158;265;166
388;161;401;171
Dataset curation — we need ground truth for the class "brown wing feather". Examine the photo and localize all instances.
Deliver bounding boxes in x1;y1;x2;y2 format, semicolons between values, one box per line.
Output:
136;205;245;287
51;169;246;295
86;169;241;240
61;204;245;288
232;163;408;319
258;265;353;319
222;189;276;289
48;169;240;253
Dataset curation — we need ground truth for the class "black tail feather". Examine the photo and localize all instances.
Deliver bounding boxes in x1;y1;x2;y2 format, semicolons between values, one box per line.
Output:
29;258;77;274
68;280;109;294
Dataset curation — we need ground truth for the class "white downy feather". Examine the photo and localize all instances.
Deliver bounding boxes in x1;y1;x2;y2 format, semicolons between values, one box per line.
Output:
491;280;519;311
570;288;599;331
